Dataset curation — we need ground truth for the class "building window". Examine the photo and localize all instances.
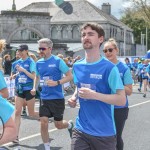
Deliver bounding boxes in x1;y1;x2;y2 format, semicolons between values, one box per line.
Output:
72;26;79;39
51;27;57;39
62;26;68;39
30;31;39;39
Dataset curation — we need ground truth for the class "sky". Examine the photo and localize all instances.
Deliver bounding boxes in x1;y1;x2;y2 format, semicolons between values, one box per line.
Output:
0;0;129;19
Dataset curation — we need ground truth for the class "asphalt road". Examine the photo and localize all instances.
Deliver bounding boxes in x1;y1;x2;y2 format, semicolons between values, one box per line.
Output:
2;85;150;150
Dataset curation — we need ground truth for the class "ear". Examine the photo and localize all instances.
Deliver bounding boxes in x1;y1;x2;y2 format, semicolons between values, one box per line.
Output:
99;36;104;44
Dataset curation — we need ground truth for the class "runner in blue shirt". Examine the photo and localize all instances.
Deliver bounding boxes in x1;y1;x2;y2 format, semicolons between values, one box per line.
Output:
141;59;149;97
13;44;39;143
0;39;16;145
104;38;133;150
31;38;73;150
10;50;27;116
68;22;126;150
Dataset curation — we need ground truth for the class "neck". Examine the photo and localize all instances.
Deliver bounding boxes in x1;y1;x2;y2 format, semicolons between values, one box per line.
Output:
45;53;51;60
22;56;28;60
85;50;101;63
111;58;118;64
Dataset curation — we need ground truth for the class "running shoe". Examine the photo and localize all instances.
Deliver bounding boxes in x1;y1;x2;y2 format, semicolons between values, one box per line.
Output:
138;88;141;92
21;110;27;116
143;94;146;97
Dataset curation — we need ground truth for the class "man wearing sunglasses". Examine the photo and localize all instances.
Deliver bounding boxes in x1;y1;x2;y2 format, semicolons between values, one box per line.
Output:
68;22;126;150
31;38;73;150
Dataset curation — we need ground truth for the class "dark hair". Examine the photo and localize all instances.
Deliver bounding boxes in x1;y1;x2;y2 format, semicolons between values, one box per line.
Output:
80;22;105;38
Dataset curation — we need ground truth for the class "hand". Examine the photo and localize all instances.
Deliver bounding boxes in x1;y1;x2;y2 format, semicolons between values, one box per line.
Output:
68;96;77;108
30;88;36;95
16;65;26;73
78;87;95;100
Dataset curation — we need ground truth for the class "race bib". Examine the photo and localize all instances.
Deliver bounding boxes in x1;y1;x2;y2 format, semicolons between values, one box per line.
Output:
18;77;27;83
40;76;53;86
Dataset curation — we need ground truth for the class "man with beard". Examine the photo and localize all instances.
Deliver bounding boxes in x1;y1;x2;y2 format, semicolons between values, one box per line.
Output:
31;38;73;150
68;22;126;150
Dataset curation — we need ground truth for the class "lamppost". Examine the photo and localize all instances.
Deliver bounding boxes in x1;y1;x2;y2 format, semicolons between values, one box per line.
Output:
141;32;145;54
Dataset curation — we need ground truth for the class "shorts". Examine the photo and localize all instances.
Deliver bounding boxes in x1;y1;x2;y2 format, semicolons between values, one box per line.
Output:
71;129;116;150
16;90;35;101
39;99;65;121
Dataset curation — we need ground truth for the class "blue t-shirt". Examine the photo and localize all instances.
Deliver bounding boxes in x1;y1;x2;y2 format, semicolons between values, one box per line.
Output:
115;61;133;108
0;70;14;123
0;70;7;90
36;55;69;100
17;57;36;91
73;57;124;137
0;96;14;124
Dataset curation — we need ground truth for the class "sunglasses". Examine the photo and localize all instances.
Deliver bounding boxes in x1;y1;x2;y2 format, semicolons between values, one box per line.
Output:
103;48;115;53
38;47;48;51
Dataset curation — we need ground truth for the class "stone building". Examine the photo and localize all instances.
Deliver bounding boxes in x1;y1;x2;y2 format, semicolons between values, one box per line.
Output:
20;0;134;57
0;0;135;57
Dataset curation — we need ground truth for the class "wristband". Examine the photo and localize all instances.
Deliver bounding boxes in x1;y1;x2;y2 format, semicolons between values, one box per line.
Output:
57;80;60;85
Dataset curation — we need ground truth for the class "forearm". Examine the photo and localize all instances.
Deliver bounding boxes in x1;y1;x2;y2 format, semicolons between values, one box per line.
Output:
33;76;39;90
72;87;78;100
87;89;126;106
124;85;132;96
59;71;73;84
24;70;35;80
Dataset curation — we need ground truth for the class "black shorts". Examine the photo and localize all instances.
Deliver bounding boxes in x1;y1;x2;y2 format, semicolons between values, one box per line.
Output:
71;129;116;150
16;90;35;101
39;99;65;121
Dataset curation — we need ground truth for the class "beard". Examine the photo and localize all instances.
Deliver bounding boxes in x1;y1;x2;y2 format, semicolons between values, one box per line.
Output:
83;41;93;50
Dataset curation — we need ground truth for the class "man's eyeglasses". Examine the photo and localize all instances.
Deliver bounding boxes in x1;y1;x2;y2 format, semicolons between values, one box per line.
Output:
38;47;48;51
103;48;115;53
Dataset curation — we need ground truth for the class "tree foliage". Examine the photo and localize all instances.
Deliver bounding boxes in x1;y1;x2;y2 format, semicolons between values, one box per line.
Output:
121;1;150;49
123;0;150;26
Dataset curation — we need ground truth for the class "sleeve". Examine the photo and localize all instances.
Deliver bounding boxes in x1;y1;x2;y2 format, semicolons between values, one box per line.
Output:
59;59;69;74
108;66;124;94
0;71;7;90
35;63;39;76
72;69;78;84
30;60;36;73
146;65;150;73
0;97;14;124
123;68;133;85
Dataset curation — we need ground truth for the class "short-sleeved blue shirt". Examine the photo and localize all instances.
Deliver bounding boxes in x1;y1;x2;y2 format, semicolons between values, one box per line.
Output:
73;57;124;137
0;70;14;123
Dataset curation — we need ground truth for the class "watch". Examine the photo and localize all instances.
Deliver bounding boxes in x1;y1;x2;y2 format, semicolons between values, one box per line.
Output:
57;80;60;85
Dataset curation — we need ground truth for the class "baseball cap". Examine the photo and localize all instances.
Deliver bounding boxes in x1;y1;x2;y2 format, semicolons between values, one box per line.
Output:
17;44;28;51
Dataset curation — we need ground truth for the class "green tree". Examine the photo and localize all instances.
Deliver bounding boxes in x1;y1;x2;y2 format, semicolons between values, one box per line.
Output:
123;0;150;26
121;7;150;50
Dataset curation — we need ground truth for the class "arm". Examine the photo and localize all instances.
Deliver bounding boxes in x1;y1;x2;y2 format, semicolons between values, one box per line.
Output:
0;117;17;145
59;70;73;85
68;87;78;108
78;88;126;106
124;84;132;96
17;66;35;80
31;75;40;95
